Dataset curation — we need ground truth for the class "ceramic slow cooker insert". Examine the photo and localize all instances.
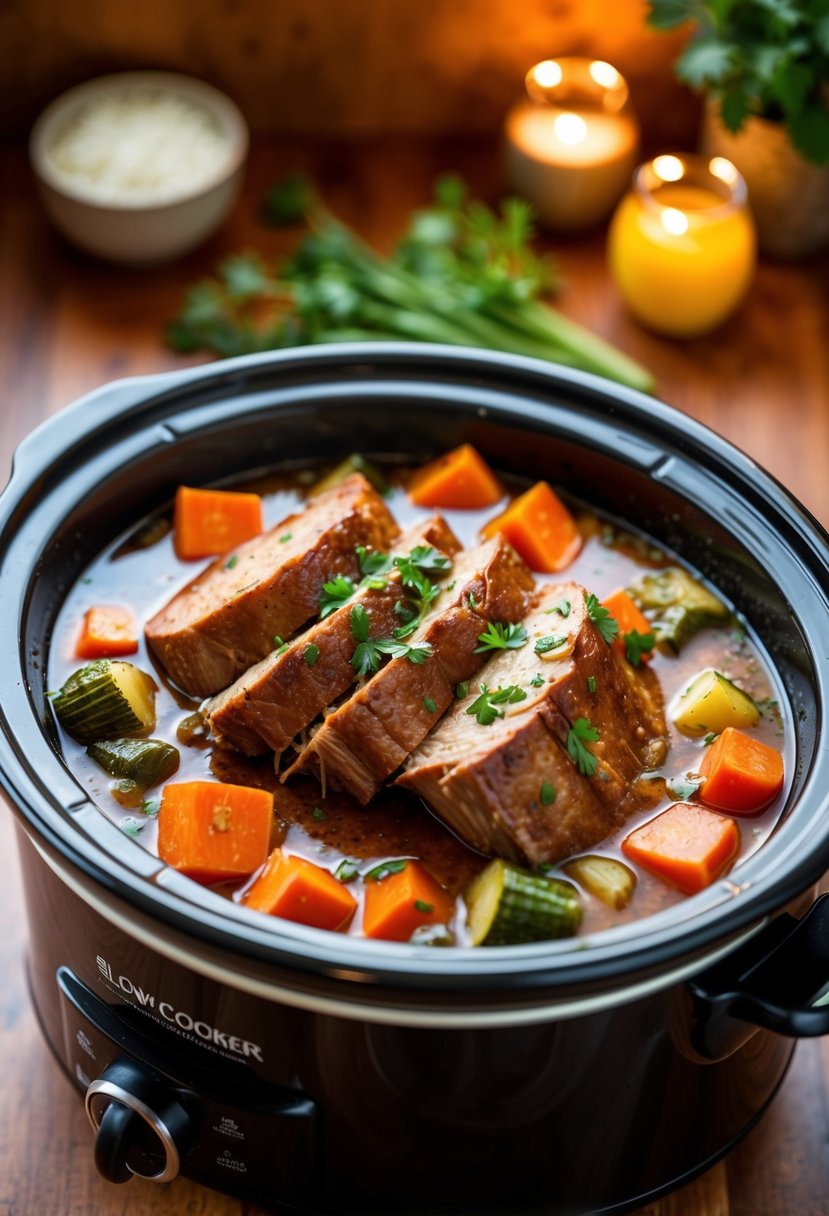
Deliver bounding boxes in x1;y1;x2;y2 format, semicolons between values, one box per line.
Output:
1;344;828;1214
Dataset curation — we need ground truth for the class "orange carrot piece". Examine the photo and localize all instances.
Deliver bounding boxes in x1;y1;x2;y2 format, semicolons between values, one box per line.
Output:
173;485;263;560
76;605;138;659
699;726;784;814
363;860;455;942
408;444;503;510
622;802;739;895
481;481;582;573
158;781;273;885
601;589;654;663
243;849;357;931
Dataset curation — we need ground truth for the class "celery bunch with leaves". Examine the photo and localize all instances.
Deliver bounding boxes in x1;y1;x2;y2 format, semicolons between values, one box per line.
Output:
167;174;653;393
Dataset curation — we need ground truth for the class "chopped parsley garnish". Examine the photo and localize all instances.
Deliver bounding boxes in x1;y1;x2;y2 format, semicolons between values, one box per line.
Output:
350;603;433;674
414;899;434;914
312;805;327;821
468;591;479;610
534;634;566;655
540;781;556;806
456;681;469;699
273;635;289;655
624;629;655;667
585;592;619;644
587;675;597;694
475;621;529;653
279;532;292;543
392;547;451;639
224;554;239;569
567;717;600;777
335;858;359;883
423;696;438;714
319;574;356;618
667;771;703;799
529;672;545;687
365;858;409;882
356;544;393;578
304;643;320;667
140;798;160;817
546;599;571;617
466;684;527;726
407;545;452;572
120;817;146;838
703;732;718;746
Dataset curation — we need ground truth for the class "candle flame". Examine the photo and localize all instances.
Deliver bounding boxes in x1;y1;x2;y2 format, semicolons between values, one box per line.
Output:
553;112;588;147
709;156;738;185
653;155;685;183
661;207;689;236
532;60;563;89
589;60;621;90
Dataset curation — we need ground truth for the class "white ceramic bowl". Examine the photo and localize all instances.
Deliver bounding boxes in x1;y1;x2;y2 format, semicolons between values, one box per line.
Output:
29;71;249;265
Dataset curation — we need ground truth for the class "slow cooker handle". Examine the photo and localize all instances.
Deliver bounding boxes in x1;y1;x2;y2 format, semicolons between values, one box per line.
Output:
689;893;829;1059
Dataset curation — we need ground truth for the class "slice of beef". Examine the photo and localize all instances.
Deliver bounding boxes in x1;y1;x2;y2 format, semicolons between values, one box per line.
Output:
203;516;462;758
145;474;397;698
397;582;667;866
285;535;535;803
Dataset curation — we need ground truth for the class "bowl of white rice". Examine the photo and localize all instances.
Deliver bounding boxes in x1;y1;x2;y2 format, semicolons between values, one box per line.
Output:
29;71;248;265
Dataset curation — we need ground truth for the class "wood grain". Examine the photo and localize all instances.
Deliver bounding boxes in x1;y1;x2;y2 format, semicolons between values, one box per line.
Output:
1;136;828;1216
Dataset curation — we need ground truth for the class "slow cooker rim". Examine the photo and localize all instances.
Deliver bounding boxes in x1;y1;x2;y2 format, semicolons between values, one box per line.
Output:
2;341;828;996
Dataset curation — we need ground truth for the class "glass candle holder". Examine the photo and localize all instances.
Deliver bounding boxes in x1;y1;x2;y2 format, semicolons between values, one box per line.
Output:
608;153;756;338
504;58;640;233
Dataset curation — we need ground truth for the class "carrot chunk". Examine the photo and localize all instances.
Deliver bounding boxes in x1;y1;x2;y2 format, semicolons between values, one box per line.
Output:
76;605;138;659
408;444;503;509
482;481;581;573
363;861;455;941
158;781;273;885
173;486;263;560
622;802;739;894
243;849;357;932
602;589;654;663
699;726;784;814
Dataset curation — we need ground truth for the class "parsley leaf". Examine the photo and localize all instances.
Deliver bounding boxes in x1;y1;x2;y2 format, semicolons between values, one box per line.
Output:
413;899;434;914
456;681;469;699
546;599;571;617
534;634;566;655
475;621;529;653
585;593;619;644
312;805;326;821
587;675;597;694
423;696;438;714
407;545;451;572
304;643;320;667
365;858;409;882
624;629;656;667
319;574;356;618
466;684;527;726
335;858;359;883
350;603;433;674
530;673;544;687
224;554;239;569
567;717;600;777
540;782;556;806
356;544;393;578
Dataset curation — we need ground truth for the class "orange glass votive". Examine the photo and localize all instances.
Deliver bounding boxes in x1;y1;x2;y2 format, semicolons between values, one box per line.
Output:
504;58;640;233
608;154;756;338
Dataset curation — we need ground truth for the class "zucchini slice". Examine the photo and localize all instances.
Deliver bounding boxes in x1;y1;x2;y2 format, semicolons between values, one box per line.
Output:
629;567;730;653
465;859;582;946
309;454;389;497
87;737;180;788
51;659;157;744
670;667;759;737
563;855;637;910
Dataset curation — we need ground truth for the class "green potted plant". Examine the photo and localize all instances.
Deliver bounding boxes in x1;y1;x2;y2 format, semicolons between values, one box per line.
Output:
647;0;829;257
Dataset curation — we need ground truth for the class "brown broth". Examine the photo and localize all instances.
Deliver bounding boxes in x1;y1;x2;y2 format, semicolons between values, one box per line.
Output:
48;467;792;945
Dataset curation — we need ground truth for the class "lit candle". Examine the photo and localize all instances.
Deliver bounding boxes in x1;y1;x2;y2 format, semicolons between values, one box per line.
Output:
504;58;640;232
608;154;756;338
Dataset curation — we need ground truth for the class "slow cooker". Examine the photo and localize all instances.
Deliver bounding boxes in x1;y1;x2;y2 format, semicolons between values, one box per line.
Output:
1;344;828;1214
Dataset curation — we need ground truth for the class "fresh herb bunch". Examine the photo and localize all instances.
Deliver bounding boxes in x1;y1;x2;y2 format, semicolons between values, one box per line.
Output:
168;174;654;392
648;0;829;164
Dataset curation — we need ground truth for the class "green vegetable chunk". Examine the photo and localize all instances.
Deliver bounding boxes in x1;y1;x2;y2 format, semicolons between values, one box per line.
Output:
465;859;582;946
630;567;730;653
563;855;637;910
309;454;389;497
51;660;157;745
670;667;759;737
87;738;180;789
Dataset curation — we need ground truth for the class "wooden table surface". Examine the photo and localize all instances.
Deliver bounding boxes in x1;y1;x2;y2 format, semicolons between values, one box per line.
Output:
1;137;827;1216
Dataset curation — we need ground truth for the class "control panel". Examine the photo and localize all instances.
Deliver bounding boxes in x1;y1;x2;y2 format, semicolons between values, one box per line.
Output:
57;967;319;1203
